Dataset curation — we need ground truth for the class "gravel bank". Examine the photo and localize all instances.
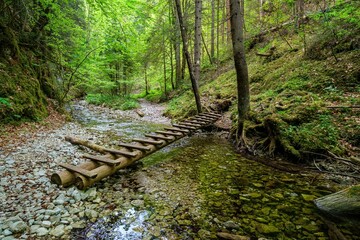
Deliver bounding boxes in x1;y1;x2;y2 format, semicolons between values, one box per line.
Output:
0;100;171;239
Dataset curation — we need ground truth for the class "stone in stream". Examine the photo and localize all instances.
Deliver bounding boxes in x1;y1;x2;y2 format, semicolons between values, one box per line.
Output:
49;224;65;237
9;220;27;233
216;232;250;240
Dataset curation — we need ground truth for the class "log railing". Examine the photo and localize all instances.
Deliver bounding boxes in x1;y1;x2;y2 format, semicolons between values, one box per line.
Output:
51;112;221;189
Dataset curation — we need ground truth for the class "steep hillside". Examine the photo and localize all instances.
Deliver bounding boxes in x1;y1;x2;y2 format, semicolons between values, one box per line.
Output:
166;2;360;160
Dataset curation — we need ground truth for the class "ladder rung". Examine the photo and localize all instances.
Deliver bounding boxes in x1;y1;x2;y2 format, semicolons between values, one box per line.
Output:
184;119;207;125
179;122;202;127
145;134;174;141
59;163;97;178
172;124;196;130
198;114;218;120
132;138;164;145
191;117;213;123
83;154;121;166
118;143;151;151
103;148;138;157
155;130;183;136
164;127;190;133
200;112;221;118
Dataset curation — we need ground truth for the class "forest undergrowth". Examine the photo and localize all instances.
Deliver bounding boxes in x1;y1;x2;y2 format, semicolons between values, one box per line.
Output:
166;5;360;162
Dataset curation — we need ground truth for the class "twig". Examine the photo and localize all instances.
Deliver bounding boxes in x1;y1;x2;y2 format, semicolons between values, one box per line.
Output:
313;159;323;172
315;170;360;179
327;105;360;109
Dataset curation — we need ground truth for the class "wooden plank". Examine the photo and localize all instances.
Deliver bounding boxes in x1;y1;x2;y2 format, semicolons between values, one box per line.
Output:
178;122;202;127
83;154;121;166
200;112;221;117
59;163;97;178
103;148;138;157
172;124;196;130
191;117;213;123
198;114;218;119
132;138;164;145
145;134;174;140
164;127;190;133
199;113;219;118
155;130;183;136
118;143;151;151
184;119;207;125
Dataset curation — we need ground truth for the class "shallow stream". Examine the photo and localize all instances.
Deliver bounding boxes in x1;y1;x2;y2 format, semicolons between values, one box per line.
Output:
71;101;359;239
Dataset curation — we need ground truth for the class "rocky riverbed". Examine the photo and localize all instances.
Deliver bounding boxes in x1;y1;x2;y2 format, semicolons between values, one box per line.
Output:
0;100;359;240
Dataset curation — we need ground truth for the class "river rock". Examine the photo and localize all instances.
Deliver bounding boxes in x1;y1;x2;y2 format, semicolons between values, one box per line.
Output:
36;227;49;236
131;200;144;207
217;232;250;240
223;220;240;230
301;194;316;202
9;220;27;233
49;224;65;237
256;223;281;234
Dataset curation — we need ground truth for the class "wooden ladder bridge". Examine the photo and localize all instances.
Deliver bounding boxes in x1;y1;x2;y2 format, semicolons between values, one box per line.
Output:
51;112;222;189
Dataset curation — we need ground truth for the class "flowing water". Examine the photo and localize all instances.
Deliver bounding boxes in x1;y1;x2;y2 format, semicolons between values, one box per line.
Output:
71;101;359;240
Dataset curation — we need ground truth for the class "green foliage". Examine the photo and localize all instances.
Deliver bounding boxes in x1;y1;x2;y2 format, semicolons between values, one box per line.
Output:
0;98;10;107
284;114;342;154
85;93;139;110
306;1;360;60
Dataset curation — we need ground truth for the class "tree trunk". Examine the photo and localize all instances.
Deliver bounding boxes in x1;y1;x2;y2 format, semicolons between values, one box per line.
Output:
194;0;202;82
144;65;149;95
174;0;202;113
216;0;220;60
315;185;360;215
226;0;231;43
229;0;250;140
211;0;215;61
173;1;182;87
162;21;167;99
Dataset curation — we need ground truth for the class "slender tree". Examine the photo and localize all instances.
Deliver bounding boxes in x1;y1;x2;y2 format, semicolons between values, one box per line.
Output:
174;0;202;113
210;0;215;61
194;0;202;82
229;0;250;142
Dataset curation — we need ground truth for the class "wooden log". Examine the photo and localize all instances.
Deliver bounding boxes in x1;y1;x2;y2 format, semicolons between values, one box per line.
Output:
103;148;139;157
117;143;151;151
83;154;121;166
144;134;175;141
172;124;196;130
314;185;360;215
191;117;213;123
178;122;202;127
164;127;190;133
53;112;221;189
183;119;207;125
155;130;183;136
58;163;97;178
132;138;164;145
65;136;107;153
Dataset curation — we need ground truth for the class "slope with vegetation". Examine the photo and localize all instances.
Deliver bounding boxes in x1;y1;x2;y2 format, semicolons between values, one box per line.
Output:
166;1;360;160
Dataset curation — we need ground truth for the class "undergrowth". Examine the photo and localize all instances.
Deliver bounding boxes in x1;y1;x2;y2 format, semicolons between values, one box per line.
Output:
166;1;360;160
85;94;139;110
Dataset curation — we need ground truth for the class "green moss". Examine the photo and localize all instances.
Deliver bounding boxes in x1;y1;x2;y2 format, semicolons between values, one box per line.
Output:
348;186;360;196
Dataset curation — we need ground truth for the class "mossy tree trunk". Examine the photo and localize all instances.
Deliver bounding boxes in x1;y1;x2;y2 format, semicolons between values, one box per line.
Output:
229;0;250;143
315;185;360;215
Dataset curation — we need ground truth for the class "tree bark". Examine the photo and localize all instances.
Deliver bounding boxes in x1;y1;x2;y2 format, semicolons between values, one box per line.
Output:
315;185;360;215
172;1;182;87
174;0;202;113
229;0;250;140
211;0;215;61
194;0;202;82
